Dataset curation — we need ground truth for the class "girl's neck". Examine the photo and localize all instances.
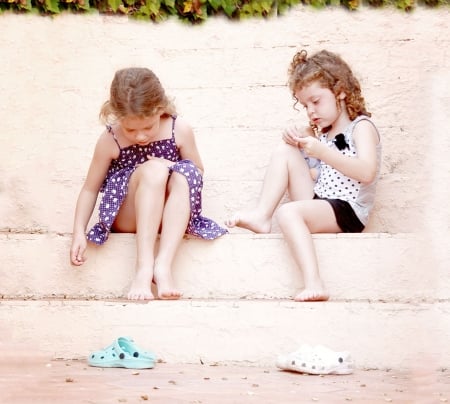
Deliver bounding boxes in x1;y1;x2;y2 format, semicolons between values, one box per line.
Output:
326;110;351;138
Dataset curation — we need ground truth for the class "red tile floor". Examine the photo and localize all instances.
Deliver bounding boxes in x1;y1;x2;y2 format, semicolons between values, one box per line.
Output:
1;355;448;404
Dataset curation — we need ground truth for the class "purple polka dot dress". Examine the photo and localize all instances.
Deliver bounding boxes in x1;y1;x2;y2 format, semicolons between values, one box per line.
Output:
87;115;228;245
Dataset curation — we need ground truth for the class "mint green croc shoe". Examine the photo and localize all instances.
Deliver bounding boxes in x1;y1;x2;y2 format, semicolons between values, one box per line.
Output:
88;337;156;369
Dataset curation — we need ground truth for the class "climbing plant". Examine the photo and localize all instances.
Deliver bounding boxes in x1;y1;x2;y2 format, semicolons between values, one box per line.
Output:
0;0;448;21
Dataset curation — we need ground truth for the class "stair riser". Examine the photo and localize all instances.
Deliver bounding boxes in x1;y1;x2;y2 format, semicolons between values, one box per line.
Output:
1;233;442;301
1;300;448;370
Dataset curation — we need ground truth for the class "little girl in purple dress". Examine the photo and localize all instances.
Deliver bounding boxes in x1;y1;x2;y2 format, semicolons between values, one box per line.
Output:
70;67;227;300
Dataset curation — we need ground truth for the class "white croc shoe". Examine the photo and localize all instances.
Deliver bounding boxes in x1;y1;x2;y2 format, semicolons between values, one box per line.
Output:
276;344;354;375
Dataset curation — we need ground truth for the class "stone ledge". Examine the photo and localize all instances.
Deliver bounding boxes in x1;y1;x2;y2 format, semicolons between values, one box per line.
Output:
1;232;445;301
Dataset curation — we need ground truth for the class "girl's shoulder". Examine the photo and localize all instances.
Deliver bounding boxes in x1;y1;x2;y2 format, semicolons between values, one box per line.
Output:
350;115;378;134
352;114;376;127
351;115;380;143
171;114;191;131
97;126;116;144
171;115;195;140
95;126;121;159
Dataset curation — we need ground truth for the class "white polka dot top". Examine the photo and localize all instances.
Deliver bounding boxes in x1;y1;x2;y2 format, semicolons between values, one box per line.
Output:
314;115;381;225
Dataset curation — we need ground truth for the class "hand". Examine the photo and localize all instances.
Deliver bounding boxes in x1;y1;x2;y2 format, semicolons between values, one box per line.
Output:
282;125;314;147
296;136;325;159
146;156;174;167
70;234;87;266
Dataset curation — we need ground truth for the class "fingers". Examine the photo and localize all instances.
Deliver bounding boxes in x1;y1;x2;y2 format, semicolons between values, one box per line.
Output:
297;136;323;158
70;247;86;266
71;255;84;266
284;126;299;137
146;156;171;167
282;132;293;145
283;125;315;146
297;136;312;153
282;127;300;146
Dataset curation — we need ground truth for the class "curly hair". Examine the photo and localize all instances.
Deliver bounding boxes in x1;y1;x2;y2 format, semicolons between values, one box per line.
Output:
288;49;370;121
99;67;176;124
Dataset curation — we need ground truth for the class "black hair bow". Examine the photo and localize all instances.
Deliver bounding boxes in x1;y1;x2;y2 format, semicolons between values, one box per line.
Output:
333;133;349;150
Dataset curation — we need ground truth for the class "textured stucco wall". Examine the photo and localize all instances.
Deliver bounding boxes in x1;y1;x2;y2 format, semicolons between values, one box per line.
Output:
0;9;449;370
0;7;449;237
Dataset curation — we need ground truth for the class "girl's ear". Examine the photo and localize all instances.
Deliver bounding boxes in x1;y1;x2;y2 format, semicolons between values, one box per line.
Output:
338;91;346;100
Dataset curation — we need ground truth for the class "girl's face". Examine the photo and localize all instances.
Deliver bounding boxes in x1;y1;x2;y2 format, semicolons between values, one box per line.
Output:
295;81;342;130
119;114;162;145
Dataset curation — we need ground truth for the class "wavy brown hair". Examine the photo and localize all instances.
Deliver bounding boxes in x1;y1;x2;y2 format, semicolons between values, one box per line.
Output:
99;67;176;124
288;49;370;121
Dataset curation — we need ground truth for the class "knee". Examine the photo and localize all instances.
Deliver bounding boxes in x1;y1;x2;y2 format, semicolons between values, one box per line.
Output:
137;160;169;186
276;203;301;227
270;142;301;164
274;141;297;156
275;204;290;225
167;171;189;192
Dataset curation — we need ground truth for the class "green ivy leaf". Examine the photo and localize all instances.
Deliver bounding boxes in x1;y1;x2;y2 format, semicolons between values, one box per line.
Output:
44;0;60;13
0;0;446;21
221;0;236;16
396;0;415;10
108;0;123;12
147;0;162;14
208;0;221;10
76;0;91;11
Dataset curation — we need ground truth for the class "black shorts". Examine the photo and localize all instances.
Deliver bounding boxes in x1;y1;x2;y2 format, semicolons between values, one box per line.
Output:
314;195;365;233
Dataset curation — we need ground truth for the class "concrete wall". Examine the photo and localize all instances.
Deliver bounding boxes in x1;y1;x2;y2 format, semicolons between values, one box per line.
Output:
1;7;449;370
0;7;449;237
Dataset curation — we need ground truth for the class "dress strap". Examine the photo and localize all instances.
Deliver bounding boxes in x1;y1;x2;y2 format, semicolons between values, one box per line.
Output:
171;115;177;139
348;115;380;141
107;125;122;151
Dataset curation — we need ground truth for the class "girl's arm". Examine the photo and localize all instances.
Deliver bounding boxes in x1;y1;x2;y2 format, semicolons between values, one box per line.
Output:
298;120;379;184
70;131;116;265
173;116;205;174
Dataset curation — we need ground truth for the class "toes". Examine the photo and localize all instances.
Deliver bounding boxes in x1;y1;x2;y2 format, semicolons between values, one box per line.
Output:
294;290;329;302
225;214;240;228
128;290;154;301
158;290;182;300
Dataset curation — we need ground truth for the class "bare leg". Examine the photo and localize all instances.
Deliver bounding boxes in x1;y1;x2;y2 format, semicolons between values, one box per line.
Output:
114;161;169;300
225;143;315;233
154;172;190;300
276;200;340;302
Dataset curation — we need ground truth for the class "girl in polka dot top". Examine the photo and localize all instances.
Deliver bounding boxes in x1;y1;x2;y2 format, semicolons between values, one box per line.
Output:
226;49;381;302
70;68;227;301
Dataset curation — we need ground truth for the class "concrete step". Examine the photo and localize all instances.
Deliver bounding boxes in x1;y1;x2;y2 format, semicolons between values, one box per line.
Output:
1;232;443;302
1;299;448;370
1;231;448;370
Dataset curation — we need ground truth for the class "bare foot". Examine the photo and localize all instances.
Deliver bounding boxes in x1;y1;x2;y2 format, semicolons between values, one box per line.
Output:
154;264;182;300
224;210;272;233
127;268;155;300
294;288;329;302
